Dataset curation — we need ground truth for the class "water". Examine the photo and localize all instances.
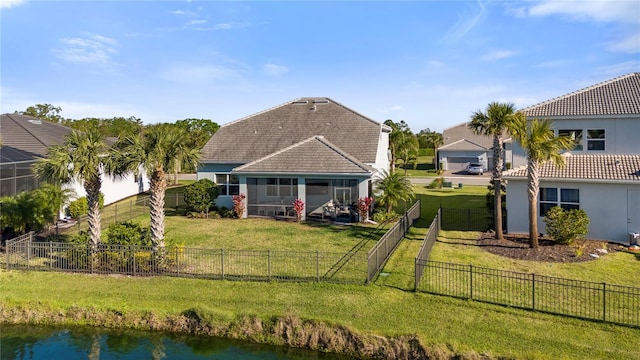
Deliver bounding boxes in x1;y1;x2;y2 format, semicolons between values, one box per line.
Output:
0;324;352;360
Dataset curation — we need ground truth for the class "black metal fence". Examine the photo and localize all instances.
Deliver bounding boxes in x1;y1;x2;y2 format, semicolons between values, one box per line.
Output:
367;200;421;283
440;207;494;231
415;260;639;327
414;210;640;328
5;233;367;284
5;201;421;285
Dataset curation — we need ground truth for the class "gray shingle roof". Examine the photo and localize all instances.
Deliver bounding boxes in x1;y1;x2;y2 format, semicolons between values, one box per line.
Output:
439;139;488;151
503;154;640;182
440;122;500;150
234;136;374;175
1;113;73;163
520;73;640;117
201;97;387;164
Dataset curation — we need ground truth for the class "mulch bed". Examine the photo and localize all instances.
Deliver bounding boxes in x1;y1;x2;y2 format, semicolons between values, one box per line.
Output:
477;232;627;263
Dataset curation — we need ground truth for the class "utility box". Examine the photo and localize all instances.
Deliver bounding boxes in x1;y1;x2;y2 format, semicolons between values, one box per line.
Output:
629;232;640;245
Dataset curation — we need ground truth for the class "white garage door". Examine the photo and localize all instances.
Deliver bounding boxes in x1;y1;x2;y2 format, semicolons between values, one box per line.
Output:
447;157;478;171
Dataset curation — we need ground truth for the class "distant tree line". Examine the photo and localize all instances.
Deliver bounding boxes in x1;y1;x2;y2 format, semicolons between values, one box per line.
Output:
383;119;443;174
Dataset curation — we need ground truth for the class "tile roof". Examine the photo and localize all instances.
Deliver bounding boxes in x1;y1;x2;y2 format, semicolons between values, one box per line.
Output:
520;72;640;117
233;136;374;175
503;154;640;182
200;97;387;164
1;113;73;163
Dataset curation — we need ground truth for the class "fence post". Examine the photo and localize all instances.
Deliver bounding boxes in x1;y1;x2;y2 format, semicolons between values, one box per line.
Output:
268;250;271;281
316;250;320;282
27;236;31;270
221;249;225;280
133;246;137;276
469;264;473;299
414;258;418;291
49;241;53;270
5;239;9;269
532;273;536;310
175;248;180;276
602;283;607;322
467;209;471;230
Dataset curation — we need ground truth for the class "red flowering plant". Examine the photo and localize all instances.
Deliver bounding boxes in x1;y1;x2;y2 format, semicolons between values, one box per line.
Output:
292;198;305;222
232;193;246;218
357;197;373;222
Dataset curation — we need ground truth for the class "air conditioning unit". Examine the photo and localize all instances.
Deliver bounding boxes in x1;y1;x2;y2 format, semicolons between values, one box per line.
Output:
629;232;639;246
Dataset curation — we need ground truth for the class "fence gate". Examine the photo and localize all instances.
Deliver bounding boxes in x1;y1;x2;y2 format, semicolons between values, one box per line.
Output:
5;232;34;269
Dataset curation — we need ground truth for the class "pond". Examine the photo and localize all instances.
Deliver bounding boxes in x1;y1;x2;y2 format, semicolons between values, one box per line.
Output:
0;324;354;360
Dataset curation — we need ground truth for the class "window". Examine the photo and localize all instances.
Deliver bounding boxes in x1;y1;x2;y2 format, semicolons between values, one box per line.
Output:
587;129;605;151
558;129;583;151
215;174;239;196
539;188;579;216
265;178;298;197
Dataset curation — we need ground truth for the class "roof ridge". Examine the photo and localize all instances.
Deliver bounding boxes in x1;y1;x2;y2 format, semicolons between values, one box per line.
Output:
519;72;639;113
234;135;373;173
4;113;51;150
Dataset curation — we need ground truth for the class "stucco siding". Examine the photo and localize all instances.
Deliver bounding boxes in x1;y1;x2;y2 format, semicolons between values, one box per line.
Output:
507;179;640;244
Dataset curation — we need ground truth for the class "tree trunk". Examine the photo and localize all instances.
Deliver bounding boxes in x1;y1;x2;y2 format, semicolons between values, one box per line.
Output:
149;167;166;250
527;159;540;249
492;136;504;240
85;176;102;251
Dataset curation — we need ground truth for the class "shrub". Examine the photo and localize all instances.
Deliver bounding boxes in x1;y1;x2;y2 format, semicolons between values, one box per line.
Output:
183;179;219;216
427;177;444;189
67;193;104;219
357;197;373;222
292;198;305;222
485;183;506;214
373;210;399;223
544;206;590;245
105;222;152;246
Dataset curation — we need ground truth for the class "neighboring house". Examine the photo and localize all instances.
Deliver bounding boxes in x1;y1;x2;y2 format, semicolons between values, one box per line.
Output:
0;113;147;205
504;72;640;244
197;97;391;220
438;122;512;172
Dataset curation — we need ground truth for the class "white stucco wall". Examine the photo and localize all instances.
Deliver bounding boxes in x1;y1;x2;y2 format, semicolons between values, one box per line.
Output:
70;171;148;206
371;128;391;177
506;179;640;244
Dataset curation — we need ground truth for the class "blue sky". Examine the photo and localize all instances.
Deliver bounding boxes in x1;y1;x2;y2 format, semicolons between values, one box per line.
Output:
1;1;639;132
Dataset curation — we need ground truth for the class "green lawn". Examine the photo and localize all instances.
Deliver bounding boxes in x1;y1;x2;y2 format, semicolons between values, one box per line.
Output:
4;183;639;359
2;270;638;360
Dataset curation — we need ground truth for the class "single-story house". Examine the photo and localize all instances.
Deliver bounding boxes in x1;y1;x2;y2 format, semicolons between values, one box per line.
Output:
197;97;391;220
0;113;147;205
438;122;513;173
505;72;640;244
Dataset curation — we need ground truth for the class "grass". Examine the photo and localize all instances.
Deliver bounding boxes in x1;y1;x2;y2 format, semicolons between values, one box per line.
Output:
397;156;441;178
4;183;639;358
1;270;639;360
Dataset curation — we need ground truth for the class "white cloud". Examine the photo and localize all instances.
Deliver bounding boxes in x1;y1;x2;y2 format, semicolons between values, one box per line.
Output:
607;32;640;53
262;63;288;77
170;10;196;16
0;0;25;8
52;32;118;67
161;63;245;85
535;59;571;68
523;1;639;24
481;50;518;61
443;0;488;42
188;19;207;26
595;60;640;76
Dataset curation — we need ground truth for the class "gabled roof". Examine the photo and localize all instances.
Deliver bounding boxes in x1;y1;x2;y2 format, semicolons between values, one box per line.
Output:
520;72;640;117
233;136;374;175
439;138;488;151
201;97;388;164
440;122;509;151
503;154;640;182
1;113;73;162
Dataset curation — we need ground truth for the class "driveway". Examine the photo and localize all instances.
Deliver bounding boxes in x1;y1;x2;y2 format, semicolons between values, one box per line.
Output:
409;171;492;187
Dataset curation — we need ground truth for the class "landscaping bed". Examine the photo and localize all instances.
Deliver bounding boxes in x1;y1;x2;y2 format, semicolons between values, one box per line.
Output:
477;232;626;263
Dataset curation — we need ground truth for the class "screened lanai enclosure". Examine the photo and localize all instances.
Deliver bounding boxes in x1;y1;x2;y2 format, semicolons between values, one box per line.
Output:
245;178;360;221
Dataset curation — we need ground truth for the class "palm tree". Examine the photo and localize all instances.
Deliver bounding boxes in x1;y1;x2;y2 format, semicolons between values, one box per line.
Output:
511;117;574;249
468;102;520;241
32;128;111;249
373;170;414;214
111;124;200;251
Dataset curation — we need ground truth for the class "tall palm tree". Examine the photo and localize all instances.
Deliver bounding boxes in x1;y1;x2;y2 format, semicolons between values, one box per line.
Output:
111;125;200;251
373;170;414;214
468;102;520;241
511;117;574;249
32;128;111;249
